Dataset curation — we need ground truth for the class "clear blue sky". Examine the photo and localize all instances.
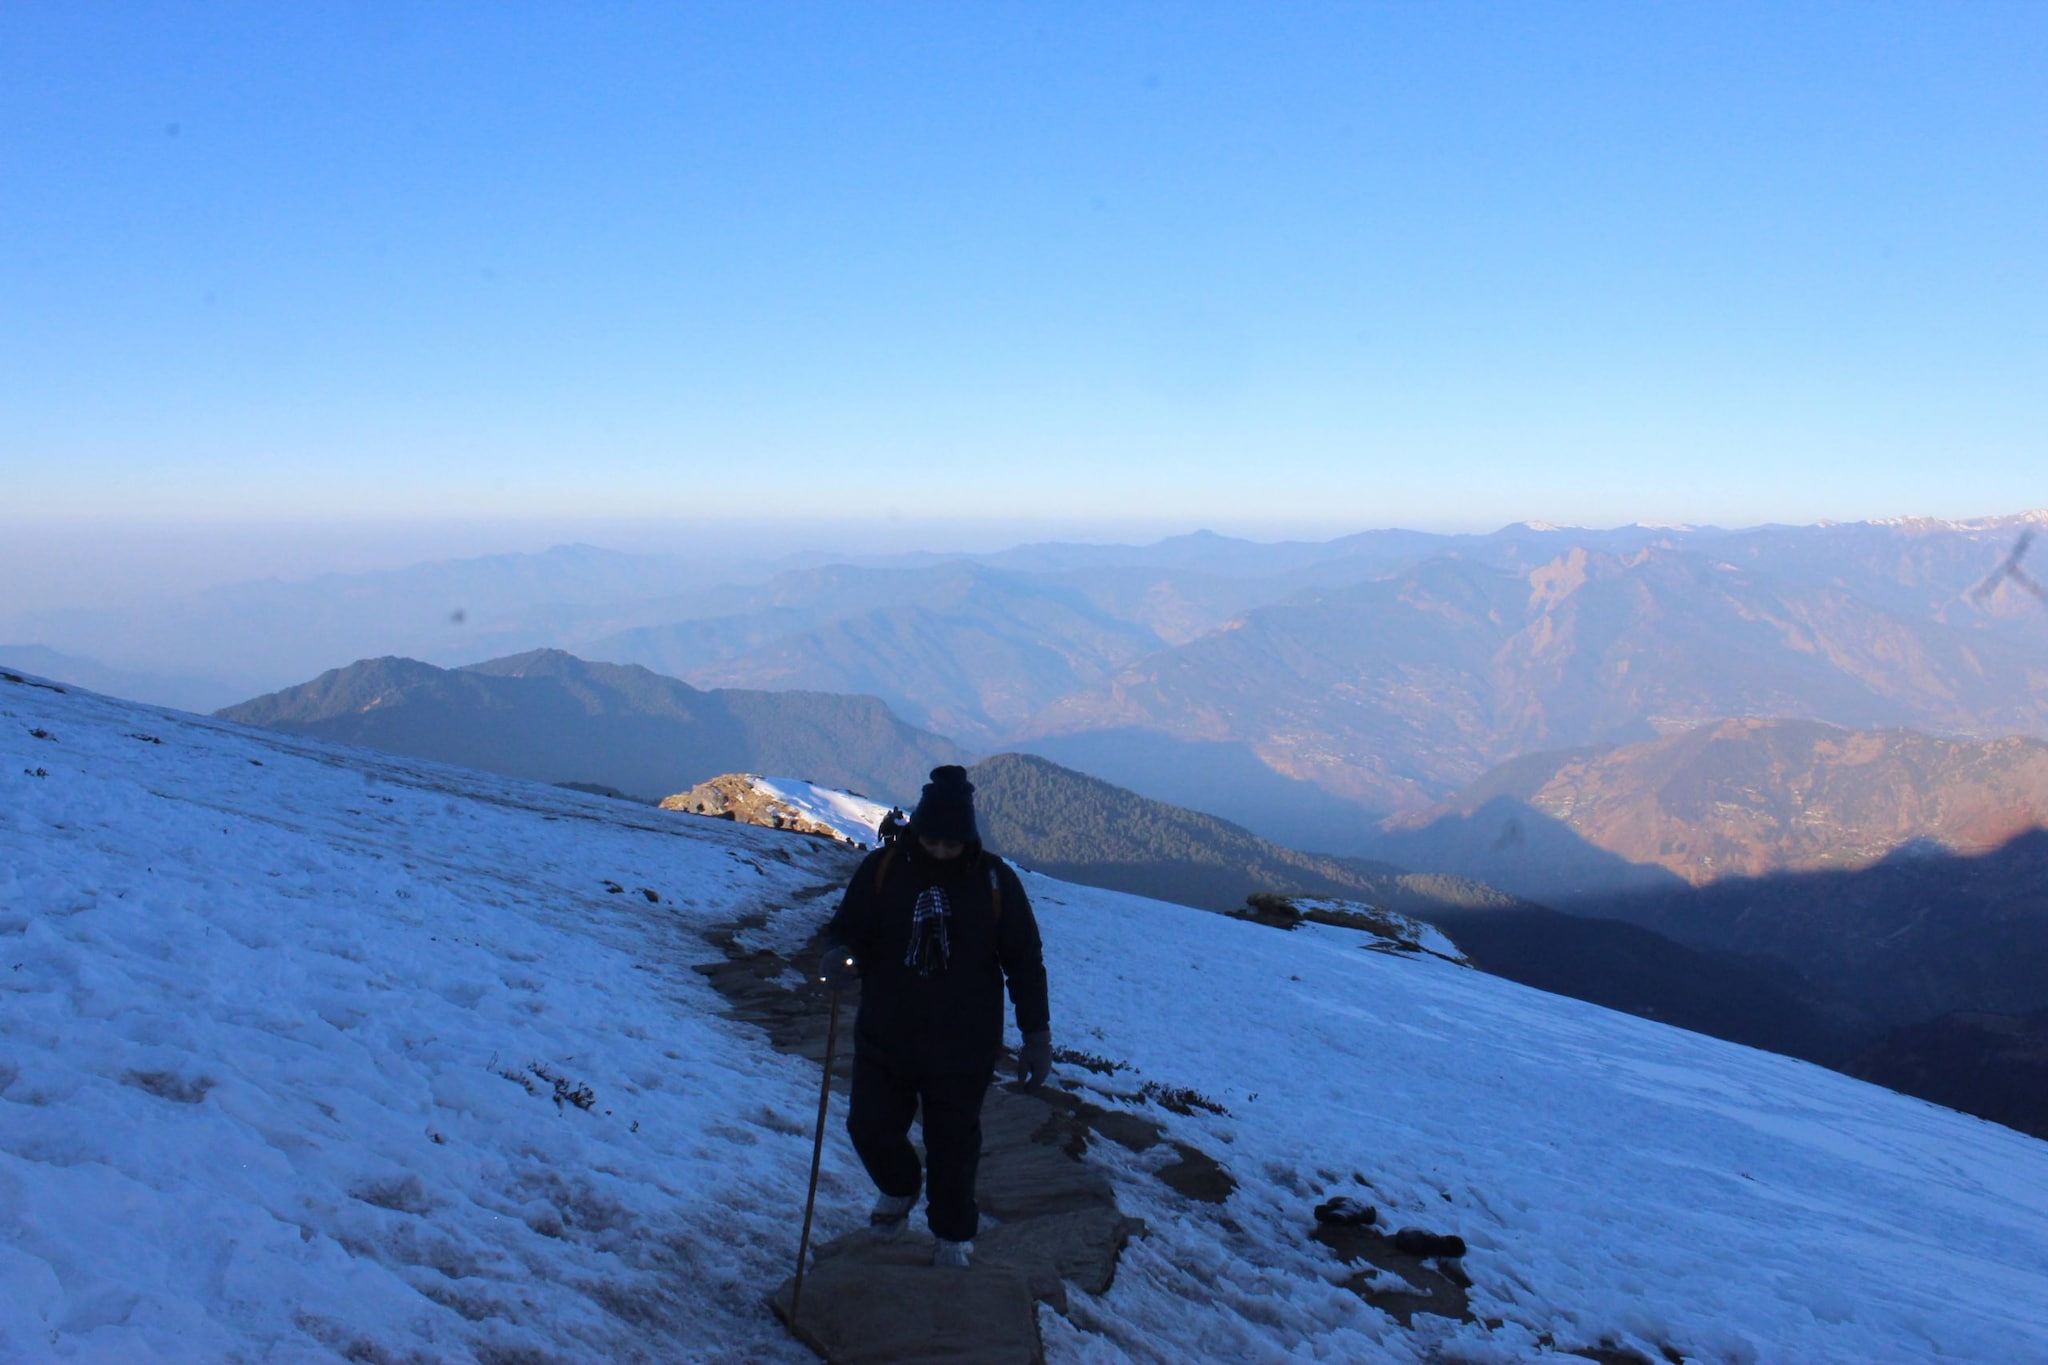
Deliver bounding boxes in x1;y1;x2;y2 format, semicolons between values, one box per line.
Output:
4;2;2044;535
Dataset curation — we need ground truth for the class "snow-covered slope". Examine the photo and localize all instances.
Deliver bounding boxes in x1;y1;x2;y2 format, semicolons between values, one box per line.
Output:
2;671;863;1363
745;777;892;846
6;670;2048;1362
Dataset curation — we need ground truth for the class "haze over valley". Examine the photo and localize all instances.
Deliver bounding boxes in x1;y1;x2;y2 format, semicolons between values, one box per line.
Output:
18;511;2048;842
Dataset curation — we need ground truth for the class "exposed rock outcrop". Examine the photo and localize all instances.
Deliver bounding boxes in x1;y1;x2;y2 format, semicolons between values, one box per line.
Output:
662;774;863;844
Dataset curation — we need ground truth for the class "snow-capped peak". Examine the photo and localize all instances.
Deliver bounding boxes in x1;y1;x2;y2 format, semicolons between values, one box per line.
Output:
1867;508;2048;532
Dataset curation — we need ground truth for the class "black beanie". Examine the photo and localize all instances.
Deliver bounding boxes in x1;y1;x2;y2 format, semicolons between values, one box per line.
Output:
909;765;978;843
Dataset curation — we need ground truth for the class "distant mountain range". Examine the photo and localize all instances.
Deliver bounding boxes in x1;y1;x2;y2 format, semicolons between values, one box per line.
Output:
591;565;1180;746
2;542;852;707
970;748;2048;1107
216;649;963;803
1020;533;2048;851
25;515;2048;782
1361;718;2048;1128
1372;718;2048;902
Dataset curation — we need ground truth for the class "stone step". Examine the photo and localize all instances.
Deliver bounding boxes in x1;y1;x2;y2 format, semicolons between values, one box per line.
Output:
770;1236;1043;1365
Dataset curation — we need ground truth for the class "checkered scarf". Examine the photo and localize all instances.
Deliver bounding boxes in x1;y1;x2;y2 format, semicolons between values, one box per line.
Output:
905;884;952;976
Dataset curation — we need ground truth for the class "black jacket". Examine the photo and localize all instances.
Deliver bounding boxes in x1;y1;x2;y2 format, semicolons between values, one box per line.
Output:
826;840;1049;1074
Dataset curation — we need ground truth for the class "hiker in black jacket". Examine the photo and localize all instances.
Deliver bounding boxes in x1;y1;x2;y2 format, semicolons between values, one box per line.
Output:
817;765;1052;1268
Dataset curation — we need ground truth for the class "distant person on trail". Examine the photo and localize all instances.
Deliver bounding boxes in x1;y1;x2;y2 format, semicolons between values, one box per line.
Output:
817;765;1052;1269
875;807;909;847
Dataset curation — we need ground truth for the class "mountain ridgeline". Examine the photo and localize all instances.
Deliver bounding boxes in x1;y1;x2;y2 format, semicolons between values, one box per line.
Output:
967;751;1507;916
595;563;1182;747
216;649;964;803
1023;532;2048;850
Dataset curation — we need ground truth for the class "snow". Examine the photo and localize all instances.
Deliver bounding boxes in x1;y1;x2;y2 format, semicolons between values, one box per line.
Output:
746;777;894;846
1282;898;1470;965
1;674;860;1363
1869;509;2048;532
1015;870;2048;1362
6;670;2048;1362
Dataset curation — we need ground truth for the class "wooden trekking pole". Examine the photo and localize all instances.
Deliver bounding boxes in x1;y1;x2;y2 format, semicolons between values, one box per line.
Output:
790;986;842;1325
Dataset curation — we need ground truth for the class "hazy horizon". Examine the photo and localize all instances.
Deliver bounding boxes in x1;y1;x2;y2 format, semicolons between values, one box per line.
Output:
0;511;1444;617
7;504;2044;622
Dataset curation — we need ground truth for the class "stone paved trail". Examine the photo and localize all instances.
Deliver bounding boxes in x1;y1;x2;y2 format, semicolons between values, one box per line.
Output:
696;878;1229;1364
694;867;1492;1363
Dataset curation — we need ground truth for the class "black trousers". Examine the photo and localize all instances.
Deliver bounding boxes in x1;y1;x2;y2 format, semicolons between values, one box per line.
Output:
846;1051;990;1243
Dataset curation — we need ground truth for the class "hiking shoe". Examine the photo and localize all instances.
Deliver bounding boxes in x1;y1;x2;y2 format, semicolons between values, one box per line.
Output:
933;1238;973;1268
869;1192;915;1242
